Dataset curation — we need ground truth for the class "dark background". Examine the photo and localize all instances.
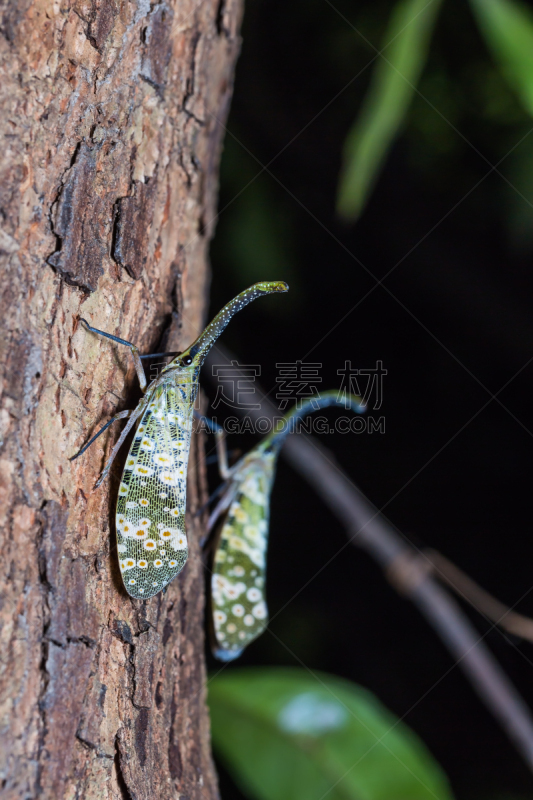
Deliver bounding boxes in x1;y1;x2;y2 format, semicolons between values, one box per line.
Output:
205;0;533;796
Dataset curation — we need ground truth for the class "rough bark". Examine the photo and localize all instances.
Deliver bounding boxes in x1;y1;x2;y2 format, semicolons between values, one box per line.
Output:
0;0;243;796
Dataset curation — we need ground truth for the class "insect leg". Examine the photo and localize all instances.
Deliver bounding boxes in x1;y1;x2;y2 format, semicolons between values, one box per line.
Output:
193;410;223;434
139;352;180;360
195;478;228;519
193;411;231;480
70;409;132;461
94;404;144;488
204;450;239;466
79;319;148;392
214;429;231;480
201;482;239;547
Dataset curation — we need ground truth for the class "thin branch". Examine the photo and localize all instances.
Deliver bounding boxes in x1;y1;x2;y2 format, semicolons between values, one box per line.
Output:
424;549;533;644
204;346;533;774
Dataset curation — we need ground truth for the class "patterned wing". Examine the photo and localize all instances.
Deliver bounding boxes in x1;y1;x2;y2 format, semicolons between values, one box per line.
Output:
115;384;193;598
211;449;277;660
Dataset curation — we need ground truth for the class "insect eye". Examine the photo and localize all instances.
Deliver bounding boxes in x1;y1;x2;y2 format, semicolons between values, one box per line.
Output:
181;355;193;366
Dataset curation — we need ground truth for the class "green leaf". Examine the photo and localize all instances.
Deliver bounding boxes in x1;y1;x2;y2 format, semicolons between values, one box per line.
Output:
209;668;454;800
469;0;533;117
336;0;443;221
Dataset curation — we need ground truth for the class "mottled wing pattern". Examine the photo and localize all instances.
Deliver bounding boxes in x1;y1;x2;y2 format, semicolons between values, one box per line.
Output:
116;383;193;598
211;448;277;659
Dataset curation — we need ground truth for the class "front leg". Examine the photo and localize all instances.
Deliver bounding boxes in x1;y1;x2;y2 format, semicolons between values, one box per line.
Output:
70;409;132;461
193;411;231;480
79;319;148;391
94;404;144;488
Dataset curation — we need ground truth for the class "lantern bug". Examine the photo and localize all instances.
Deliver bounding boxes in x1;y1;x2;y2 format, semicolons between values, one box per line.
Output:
204;391;365;661
71;281;288;599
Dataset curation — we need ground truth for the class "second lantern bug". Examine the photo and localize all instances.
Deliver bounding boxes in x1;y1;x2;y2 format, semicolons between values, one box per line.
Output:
71;281;289;600
205;391;365;661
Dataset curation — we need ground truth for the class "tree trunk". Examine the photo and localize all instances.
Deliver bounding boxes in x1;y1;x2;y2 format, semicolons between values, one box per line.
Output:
0;0;242;796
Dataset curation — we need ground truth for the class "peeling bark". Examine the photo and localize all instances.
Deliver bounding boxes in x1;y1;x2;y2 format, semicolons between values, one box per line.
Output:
0;0;243;796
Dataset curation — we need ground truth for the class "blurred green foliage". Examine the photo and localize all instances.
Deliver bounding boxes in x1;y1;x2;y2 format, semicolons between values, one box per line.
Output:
337;0;533;220
470;0;533;116
337;0;444;220
209;668;454;800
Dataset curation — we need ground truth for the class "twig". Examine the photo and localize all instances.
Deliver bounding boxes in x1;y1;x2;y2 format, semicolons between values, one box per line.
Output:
205;346;533;773
424;548;533;644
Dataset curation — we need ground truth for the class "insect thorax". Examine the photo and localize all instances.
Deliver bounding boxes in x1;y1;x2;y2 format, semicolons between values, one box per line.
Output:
158;363;200;401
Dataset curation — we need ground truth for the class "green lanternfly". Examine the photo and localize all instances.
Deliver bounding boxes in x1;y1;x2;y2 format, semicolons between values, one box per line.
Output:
206;391;365;660
71;281;289;599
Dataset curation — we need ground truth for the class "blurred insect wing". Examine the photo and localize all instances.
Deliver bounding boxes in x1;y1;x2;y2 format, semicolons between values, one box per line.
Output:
210;449;276;659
